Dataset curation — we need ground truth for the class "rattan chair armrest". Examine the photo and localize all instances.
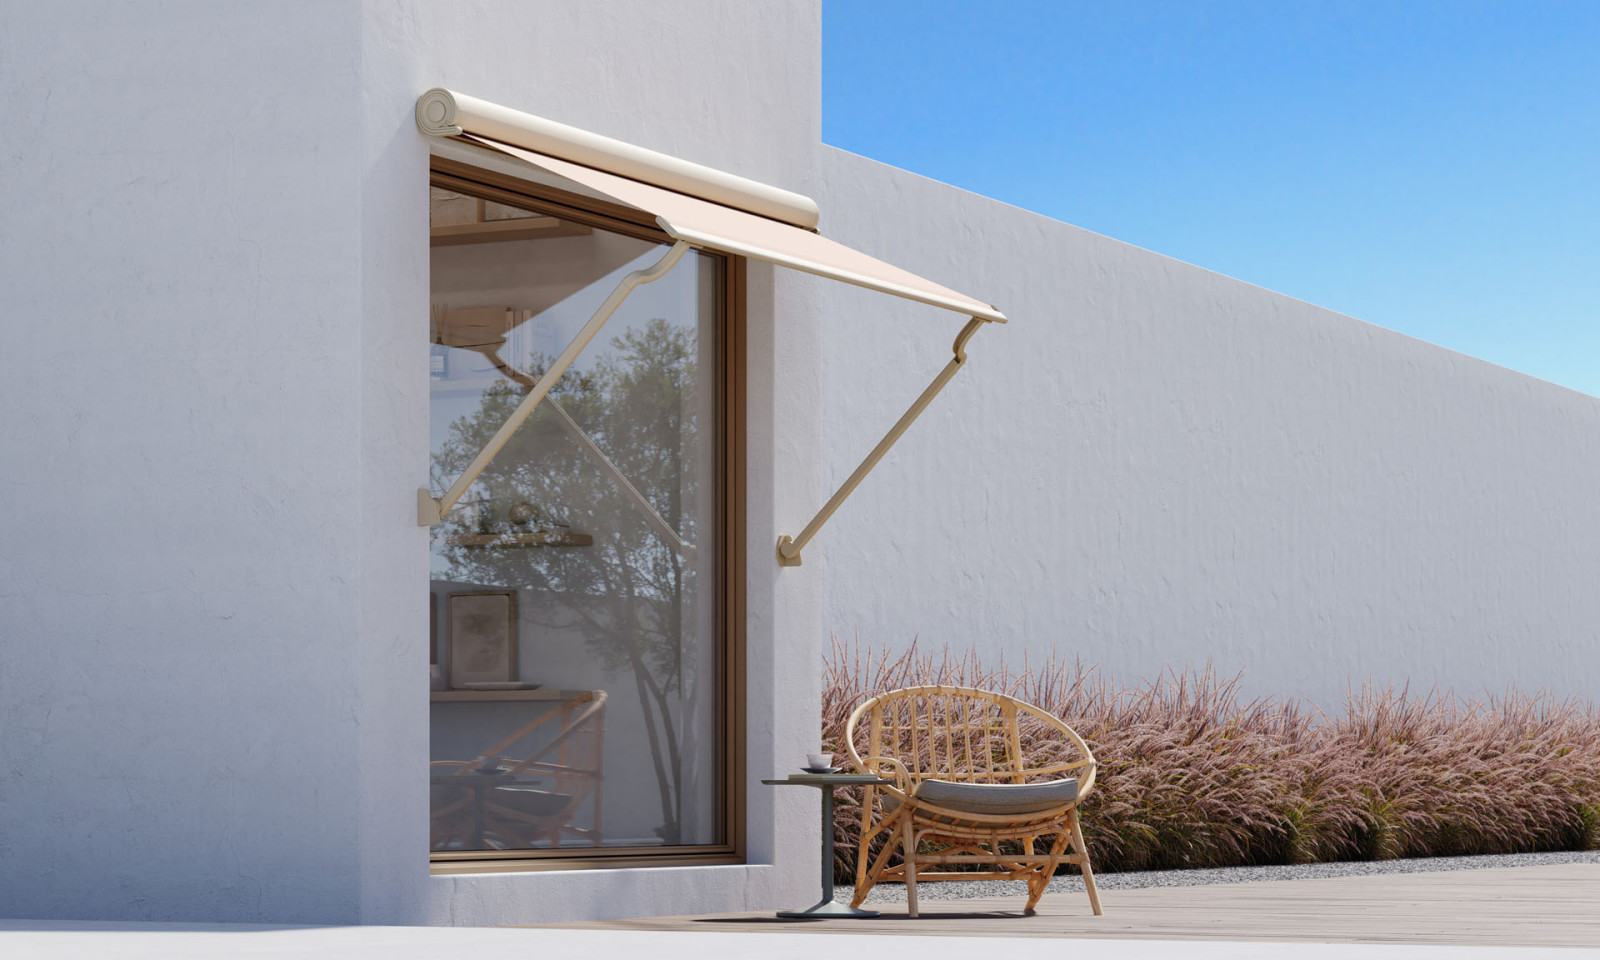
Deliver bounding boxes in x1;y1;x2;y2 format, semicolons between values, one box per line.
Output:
857;755;913;794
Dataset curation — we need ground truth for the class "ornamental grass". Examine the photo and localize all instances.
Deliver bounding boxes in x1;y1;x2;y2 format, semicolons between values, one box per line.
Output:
822;637;1600;881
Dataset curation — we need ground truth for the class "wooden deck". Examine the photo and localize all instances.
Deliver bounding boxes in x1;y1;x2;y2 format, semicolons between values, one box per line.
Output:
542;863;1600;948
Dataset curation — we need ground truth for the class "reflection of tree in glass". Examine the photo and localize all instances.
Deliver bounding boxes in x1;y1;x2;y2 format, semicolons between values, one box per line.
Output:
432;318;702;844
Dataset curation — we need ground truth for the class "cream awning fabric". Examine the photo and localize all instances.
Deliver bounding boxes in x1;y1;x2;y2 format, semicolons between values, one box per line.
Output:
418;88;1006;564
458;134;1005;324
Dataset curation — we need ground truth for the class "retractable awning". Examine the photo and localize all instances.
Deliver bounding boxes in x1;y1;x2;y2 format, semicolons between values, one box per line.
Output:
416;89;1006;566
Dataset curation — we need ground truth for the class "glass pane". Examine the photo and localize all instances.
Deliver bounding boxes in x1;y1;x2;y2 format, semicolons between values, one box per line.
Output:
428;186;723;854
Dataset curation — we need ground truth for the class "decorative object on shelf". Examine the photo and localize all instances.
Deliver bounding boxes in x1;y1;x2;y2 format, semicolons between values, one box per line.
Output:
447;591;519;688
439;496;591;548
444;531;594;548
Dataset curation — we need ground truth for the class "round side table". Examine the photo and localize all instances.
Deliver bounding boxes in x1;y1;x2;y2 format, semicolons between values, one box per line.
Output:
762;772;894;918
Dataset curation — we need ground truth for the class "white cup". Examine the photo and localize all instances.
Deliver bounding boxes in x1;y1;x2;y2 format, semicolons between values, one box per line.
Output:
806;752;833;770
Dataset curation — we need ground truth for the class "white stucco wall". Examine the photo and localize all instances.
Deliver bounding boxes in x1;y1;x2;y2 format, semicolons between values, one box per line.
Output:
0;0;371;924
815;148;1600;711
0;0;825;926
8;0;1594;932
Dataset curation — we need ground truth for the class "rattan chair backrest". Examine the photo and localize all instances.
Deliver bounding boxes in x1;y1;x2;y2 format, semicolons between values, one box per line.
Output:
844;685;1096;797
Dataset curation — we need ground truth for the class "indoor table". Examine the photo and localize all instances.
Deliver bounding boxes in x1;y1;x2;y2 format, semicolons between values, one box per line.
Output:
430;769;521;848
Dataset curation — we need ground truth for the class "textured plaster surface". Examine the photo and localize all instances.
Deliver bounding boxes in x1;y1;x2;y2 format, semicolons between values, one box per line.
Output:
0;0;825;927
0;0;368;924
815;147;1600;710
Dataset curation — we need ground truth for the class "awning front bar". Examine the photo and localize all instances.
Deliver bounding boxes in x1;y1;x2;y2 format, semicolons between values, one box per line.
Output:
776;316;990;566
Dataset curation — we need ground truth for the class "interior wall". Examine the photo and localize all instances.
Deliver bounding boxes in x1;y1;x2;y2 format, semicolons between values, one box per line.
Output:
816;147;1600;713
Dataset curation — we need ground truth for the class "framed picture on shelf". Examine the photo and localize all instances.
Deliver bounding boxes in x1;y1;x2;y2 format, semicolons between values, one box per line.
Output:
446;590;518;688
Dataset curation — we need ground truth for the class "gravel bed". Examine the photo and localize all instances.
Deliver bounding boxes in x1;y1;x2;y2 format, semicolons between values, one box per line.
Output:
856;849;1600;903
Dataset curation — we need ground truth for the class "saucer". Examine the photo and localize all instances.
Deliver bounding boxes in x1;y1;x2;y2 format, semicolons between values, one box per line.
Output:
801;765;840;774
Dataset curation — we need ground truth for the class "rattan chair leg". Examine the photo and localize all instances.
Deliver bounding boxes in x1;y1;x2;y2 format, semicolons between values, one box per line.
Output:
1068;808;1102;915
1025;833;1070;912
852;818;904;907
902;815;919;918
1021;836;1041;910
854;823;873;901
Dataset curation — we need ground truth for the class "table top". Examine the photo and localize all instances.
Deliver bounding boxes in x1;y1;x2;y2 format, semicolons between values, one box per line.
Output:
761;773;894;786
430;771;520;786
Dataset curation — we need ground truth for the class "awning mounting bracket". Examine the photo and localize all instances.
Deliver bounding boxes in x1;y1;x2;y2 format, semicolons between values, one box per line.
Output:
776;315;991;566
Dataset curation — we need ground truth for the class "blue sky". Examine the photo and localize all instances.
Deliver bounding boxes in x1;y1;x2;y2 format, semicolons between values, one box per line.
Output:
823;1;1598;398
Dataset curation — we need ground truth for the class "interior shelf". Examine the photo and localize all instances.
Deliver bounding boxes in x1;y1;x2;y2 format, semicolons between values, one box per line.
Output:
429;689;586;702
444;532;594;548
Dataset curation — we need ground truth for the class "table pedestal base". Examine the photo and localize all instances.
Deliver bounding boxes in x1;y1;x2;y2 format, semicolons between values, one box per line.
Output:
778;900;879;919
761;774;895;921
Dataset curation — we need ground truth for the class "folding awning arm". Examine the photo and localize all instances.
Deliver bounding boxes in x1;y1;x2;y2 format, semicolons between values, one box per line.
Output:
776;316;991;566
418;240;691;526
543;397;697;559
473;344;696;559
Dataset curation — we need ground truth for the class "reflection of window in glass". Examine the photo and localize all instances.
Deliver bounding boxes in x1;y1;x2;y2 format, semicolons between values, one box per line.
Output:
427;180;730;862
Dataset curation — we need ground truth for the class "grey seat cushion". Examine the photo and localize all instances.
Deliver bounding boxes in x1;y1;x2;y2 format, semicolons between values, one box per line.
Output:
912;777;1079;816
491;783;572;819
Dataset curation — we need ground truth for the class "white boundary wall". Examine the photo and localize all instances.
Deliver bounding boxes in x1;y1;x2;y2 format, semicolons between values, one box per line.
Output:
816;148;1600;711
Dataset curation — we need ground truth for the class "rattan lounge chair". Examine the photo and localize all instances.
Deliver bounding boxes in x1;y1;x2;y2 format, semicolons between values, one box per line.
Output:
431;690;607;850
844;685;1101;917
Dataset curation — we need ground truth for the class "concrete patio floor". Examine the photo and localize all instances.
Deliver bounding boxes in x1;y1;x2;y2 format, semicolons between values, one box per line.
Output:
3;862;1596;958
3;924;1593;960
543;862;1600;949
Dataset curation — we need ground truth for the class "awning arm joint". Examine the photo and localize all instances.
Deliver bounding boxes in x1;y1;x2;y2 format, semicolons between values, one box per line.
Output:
419;240;691;526
776;316;990;566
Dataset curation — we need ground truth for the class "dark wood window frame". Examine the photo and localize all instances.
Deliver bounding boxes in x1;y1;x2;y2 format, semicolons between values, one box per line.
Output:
428;158;746;874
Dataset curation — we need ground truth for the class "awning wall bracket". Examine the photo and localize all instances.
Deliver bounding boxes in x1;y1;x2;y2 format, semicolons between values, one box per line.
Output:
776;316;990;566
419;240;691;527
